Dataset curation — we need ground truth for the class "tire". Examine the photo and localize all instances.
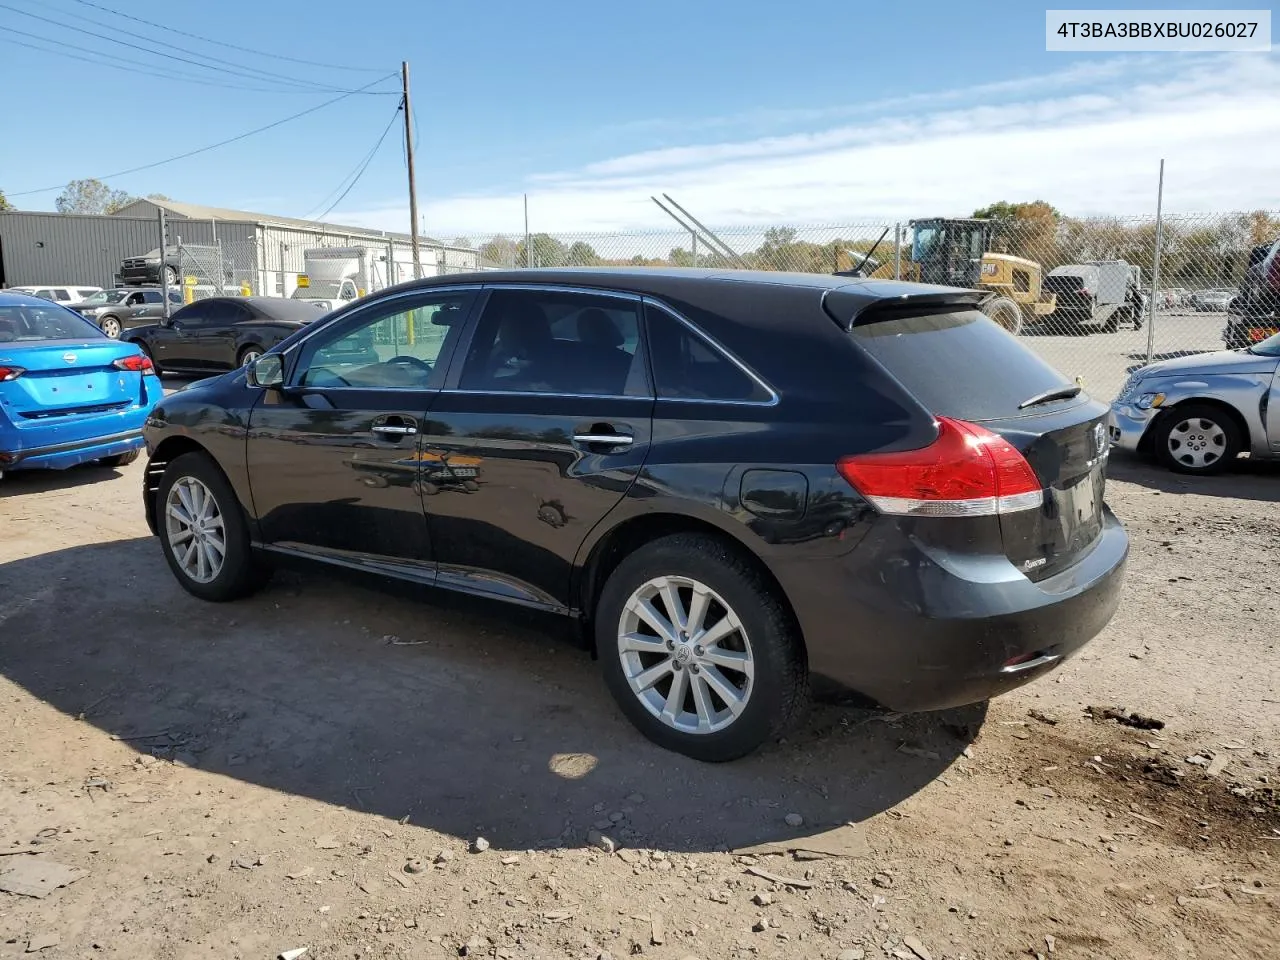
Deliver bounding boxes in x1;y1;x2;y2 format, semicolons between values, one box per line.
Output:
1104;309;1122;333
595;533;808;762
981;296;1023;335
1152;403;1242;475
163;265;179;286
238;345;263;367
98;450;139;468
156;451;271;602
99;315;123;339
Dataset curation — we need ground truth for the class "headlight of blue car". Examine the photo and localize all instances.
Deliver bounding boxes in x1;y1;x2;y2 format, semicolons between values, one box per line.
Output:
1135;392;1166;410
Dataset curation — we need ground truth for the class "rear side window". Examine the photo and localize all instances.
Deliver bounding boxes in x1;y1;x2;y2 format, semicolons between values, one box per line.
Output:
142;291;162;304
0;303;102;342
645;304;771;402
851;310;1074;422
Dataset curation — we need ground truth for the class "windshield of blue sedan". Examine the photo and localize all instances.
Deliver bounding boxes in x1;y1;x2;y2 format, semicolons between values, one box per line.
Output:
1250;331;1280;357
0;304;103;342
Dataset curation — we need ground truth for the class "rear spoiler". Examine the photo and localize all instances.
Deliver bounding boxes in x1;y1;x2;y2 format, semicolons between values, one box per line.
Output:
821;281;986;332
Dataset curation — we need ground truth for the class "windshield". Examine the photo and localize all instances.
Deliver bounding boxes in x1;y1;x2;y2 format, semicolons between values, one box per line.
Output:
912;226;942;262
0;302;104;342
1249;331;1280;357
82;290;129;305
292;281;343;299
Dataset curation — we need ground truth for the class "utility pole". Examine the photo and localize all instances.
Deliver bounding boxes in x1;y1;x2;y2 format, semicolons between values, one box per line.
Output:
157;207;170;318
402;61;422;280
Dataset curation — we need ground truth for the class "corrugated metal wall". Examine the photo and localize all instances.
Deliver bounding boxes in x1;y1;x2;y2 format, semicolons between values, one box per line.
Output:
0;212;258;289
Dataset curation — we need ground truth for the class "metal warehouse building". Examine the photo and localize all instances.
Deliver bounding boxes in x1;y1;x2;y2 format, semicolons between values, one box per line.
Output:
0;198;479;293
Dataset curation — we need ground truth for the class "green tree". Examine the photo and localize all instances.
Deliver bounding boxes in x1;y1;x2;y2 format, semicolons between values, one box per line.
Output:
55;179;134;215
146;193;172;202
0;189;12;211
566;241;602;266
516;233;569;268
668;247;695;267
971;200;1061;265
478;235;519;267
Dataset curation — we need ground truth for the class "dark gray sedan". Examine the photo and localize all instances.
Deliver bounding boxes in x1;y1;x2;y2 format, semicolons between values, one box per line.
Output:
69;288;184;339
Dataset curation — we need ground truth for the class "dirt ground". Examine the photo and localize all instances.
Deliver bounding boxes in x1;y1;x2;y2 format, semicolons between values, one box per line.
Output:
1;451;1277;960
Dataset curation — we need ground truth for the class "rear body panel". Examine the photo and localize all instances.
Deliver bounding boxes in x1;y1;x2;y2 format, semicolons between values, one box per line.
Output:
0;335;161;473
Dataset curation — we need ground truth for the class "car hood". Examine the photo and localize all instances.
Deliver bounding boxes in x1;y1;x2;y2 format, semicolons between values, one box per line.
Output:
1138;349;1276;379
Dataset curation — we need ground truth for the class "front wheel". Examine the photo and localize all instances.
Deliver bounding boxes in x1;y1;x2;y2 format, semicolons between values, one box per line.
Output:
1152;403;1242;475
157;451;271;601
99;315;122;339
238;345;263;367
981;296;1023;335
595;533;808;762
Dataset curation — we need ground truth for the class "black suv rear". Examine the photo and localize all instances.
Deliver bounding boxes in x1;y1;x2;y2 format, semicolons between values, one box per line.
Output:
1224;237;1280;348
141;269;1127;760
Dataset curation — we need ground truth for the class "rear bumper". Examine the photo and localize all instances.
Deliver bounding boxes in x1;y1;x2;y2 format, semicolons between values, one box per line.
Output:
780;509;1128;712
0;428;144;471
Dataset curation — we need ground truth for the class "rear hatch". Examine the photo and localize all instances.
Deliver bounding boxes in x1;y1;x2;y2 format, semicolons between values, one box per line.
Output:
843;305;1109;581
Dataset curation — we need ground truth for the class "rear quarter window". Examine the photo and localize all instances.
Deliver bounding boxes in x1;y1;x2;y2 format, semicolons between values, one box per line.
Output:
850;309;1075;422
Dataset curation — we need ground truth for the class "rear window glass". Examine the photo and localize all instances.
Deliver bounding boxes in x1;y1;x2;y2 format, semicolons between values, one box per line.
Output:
850;310;1074;421
0;303;102;342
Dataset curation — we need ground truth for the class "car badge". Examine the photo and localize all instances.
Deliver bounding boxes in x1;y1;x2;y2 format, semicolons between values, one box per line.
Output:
62;352;77;364
1093;422;1107;456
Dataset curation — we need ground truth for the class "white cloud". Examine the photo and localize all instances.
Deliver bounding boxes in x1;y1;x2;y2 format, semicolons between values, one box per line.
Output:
337;54;1280;237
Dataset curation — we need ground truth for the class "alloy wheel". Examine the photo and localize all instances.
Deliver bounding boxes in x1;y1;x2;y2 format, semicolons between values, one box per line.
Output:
617;575;754;735
240;350;262;366
101;317;121;339
165;476;226;583
1167;416;1226;470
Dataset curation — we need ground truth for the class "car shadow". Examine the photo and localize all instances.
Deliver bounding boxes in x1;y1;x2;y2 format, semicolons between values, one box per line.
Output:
0;538;979;855
0;461;132;495
1108;452;1280;503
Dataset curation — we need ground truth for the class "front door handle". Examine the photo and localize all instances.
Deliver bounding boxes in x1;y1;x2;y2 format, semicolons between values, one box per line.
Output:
372;424;418;437
572;433;632;446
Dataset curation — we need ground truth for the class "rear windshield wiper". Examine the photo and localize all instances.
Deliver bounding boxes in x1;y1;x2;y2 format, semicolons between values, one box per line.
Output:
1018;384;1082;410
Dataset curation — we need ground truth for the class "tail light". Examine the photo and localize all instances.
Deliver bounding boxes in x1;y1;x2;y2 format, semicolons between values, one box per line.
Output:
0;365;25;382
113;354;154;374
837;417;1043;517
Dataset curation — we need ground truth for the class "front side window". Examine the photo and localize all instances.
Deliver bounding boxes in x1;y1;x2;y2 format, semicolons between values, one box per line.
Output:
458;289;646;396
299;291;475;389
0;303;102;342
645;304;771;402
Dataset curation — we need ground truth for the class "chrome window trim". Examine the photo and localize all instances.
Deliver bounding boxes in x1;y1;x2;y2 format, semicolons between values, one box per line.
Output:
440;388;648;402
481;283;642;302
642;297;780;407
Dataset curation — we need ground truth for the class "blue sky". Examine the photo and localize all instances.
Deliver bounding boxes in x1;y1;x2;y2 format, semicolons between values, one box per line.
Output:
1;0;1277;235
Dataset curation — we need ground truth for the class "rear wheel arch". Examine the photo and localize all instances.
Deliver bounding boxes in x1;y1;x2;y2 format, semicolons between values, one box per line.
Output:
576;512;805;661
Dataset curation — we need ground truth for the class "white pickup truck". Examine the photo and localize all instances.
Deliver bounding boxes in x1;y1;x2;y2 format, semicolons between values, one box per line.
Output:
291;246;392;313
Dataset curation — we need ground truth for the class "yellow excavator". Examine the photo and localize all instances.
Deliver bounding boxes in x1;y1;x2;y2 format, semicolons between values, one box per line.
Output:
842;218;1056;334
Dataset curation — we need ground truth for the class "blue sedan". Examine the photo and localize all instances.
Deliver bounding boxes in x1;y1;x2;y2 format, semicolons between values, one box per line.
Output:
0;291;162;479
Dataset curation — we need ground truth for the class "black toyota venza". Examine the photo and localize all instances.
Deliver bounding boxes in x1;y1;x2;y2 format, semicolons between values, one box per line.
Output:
142;269;1127;761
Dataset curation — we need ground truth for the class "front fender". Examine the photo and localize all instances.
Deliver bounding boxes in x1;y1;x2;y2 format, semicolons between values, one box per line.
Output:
1146;373;1267;454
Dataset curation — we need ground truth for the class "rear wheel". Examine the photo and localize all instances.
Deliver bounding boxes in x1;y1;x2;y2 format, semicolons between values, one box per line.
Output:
1104;308;1122;333
163;265;179;286
99;315;122;339
157;451;271;601
595;533;807;762
98;450;139;468
982;296;1023;335
238;345;263;367
1153;403;1242;475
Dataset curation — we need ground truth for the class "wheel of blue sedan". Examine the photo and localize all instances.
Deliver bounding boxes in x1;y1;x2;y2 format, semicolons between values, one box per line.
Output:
596;533;807;762
157;452;271;601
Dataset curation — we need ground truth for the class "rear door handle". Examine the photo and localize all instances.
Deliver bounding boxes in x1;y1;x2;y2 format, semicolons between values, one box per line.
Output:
572;433;632;446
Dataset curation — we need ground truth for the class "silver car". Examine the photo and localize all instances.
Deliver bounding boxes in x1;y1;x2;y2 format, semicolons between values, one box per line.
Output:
1109;334;1280;473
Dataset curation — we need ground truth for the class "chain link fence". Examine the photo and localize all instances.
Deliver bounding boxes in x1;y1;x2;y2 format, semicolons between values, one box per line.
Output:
176;240;258;299
449;210;1280;401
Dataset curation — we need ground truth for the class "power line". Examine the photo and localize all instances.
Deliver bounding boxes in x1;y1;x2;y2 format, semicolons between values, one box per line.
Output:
304;101;404;221
0;3;394;94
8;74;398;198
0;29;329;94
62;0;385;73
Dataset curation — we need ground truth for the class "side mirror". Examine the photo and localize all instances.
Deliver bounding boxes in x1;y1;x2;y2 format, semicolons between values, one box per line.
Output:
246;354;284;389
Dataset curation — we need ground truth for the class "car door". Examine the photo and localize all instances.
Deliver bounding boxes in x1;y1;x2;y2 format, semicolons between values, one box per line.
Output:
421;285;654;611
185;299;251;370
149;300;211;371
245;287;479;570
130;290;167;327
